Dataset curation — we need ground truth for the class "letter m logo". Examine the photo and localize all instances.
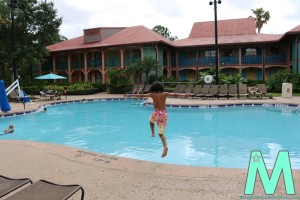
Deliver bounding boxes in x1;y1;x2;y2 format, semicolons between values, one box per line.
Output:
244;150;295;195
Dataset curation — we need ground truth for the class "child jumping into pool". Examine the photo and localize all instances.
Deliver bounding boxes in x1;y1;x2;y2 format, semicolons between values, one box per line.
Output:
124;82;189;157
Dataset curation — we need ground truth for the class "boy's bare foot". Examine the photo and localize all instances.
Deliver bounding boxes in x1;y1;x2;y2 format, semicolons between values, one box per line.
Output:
161;147;168;158
151;132;155;137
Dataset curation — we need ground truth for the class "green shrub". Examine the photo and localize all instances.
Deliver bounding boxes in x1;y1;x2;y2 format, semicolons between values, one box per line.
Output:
21;86;39;95
48;82;106;94
67;88;100;95
107;68;130;94
266;69;299;92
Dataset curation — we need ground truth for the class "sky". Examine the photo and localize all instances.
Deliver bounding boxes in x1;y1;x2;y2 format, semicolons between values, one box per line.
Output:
50;0;300;40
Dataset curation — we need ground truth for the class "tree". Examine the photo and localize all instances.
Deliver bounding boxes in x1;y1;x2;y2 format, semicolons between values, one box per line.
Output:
142;56;159;81
251;7;270;33
127;56;158;84
107;68;130;93
0;0;64;84
126;62;144;84
152;25;178;41
266;69;299;92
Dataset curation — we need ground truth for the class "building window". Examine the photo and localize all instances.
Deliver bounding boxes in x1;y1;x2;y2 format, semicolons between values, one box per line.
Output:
133;49;141;57
224;49;233;56
269;47;279;55
205;50;216;57
245;48;257;56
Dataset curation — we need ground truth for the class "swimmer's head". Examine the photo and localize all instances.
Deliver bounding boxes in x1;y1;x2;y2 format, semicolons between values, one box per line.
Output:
9;124;14;129
43;107;47;111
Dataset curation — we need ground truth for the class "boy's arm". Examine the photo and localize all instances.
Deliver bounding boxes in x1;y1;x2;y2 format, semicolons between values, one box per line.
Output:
124;93;151;98
166;92;190;98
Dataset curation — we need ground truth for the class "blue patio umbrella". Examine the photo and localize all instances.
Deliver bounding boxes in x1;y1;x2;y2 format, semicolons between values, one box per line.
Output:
35;73;67;80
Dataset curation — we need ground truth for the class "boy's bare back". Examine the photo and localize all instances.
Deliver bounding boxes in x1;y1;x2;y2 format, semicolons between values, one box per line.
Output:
149;93;168;110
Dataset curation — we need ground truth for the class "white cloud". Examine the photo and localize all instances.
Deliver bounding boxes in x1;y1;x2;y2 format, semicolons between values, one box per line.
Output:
50;0;300;40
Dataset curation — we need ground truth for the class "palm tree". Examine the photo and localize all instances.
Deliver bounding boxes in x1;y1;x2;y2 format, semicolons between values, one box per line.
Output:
126;62;144;84
142;56;159;81
127;56;158;84
251;7;270;33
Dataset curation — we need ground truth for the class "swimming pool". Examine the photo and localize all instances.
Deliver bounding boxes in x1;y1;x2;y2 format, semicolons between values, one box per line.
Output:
1;99;300;169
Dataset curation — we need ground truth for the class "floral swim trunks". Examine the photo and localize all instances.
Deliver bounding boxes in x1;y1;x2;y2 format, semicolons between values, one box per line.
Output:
149;109;168;135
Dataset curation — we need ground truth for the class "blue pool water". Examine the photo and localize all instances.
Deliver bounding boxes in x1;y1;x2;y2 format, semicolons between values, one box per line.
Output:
1;99;300;169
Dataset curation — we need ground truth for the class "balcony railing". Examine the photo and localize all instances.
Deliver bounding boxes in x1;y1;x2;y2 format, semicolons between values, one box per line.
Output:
179;58;196;67
105;58;121;67
177;57;216;67
166;54;286;68
265;54;286;64
124;57;141;66
199;57;215;66
242;55;262;64
220;56;239;65
88;59;102;69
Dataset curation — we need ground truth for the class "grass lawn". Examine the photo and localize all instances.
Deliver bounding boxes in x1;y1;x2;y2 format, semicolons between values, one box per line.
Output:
270;93;300;97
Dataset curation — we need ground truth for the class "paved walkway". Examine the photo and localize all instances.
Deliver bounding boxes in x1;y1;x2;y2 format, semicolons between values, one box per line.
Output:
0;93;300;199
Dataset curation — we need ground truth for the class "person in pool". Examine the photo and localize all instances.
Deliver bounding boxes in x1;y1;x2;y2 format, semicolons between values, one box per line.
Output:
124;82;189;157
3;124;14;134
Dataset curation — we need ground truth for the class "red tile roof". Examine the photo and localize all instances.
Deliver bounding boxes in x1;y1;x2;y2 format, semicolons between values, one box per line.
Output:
174;34;283;47
287;25;300;34
47;36;85;52
47;18;300;52
189;18;256;38
47;26;174;52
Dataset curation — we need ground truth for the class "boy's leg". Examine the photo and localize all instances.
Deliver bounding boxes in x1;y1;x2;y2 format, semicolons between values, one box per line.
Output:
159;134;168;157
150;121;155;137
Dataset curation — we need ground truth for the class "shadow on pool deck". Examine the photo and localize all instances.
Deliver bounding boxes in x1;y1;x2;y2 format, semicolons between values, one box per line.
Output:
1;93;300;199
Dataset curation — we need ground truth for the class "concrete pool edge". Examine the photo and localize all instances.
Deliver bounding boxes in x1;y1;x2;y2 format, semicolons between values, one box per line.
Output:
0;140;300;199
0;140;247;178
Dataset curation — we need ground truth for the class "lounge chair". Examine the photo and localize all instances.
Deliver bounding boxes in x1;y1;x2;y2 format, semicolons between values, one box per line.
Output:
247;86;258;99
228;84;238;99
141;84;152;94
127;84;140;94
39;90;54;100
178;84;187;94
8;89;19;102
218;84;228;99
205;84;219;99
184;84;194;94
190;85;202;98
172;84;181;93
5;179;84;200
238;84;249;99
196;84;210;99
256;84;271;99
0;175;32;198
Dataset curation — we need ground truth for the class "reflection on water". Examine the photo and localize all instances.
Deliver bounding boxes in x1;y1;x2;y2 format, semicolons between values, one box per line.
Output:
1;101;300;169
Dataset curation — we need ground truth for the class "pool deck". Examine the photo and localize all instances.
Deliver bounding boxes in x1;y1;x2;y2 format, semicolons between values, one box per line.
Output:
1;93;300;199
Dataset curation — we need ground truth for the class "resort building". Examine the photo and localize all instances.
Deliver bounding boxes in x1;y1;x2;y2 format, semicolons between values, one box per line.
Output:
43;17;300;84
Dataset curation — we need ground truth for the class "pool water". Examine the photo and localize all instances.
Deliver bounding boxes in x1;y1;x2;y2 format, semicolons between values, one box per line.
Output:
1;100;300;169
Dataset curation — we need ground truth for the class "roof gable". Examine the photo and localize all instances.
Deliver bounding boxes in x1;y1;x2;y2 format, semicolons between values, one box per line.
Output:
96;25;174;46
287;25;300;34
189;18;256;38
47;26;174;52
